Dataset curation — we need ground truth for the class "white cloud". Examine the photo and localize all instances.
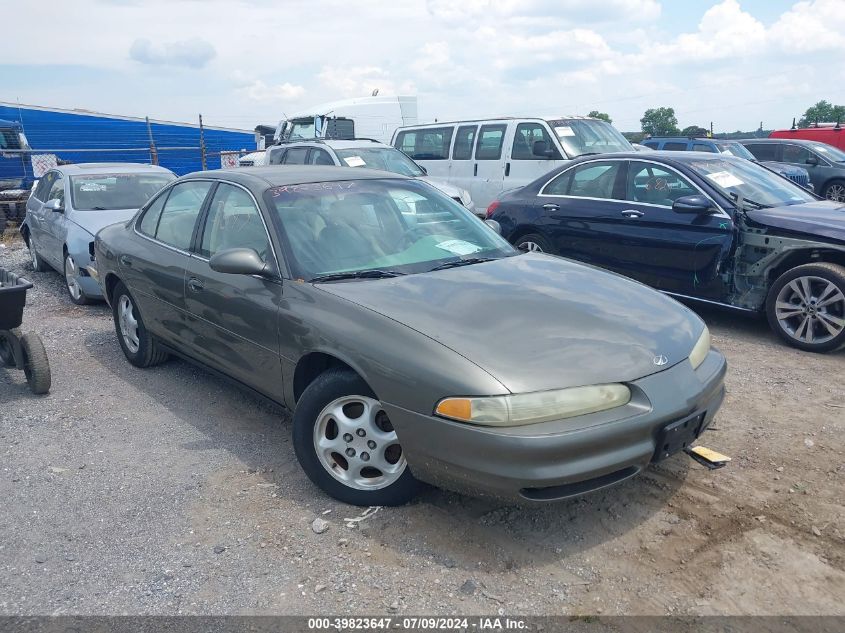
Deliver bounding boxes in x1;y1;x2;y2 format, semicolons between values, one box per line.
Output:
770;0;845;53
237;80;305;103
129;37;216;68
317;66;416;99
647;0;767;62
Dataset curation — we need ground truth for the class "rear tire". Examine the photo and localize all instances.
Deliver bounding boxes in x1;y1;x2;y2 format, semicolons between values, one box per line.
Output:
765;263;845;353
822;180;845;203
20;333;51;394
111;281;168;368
292;368;422;506
514;233;553;254
27;235;48;272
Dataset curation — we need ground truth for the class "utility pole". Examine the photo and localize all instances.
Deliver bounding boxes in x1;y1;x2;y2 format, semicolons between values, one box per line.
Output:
145;117;158;165
199;114;207;171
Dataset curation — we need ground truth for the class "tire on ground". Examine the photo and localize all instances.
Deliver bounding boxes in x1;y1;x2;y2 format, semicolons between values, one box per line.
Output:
20;332;51;394
111;281;168;368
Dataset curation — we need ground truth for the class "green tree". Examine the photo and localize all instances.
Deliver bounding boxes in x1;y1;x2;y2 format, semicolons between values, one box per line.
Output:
681;125;709;137
588;110;612;124
641;107;680;136
799;100;845;127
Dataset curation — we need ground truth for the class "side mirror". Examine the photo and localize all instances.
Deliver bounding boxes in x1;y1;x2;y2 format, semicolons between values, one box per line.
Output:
672;195;713;215
532;140;554;158
806;155;819;166
46;198;64;213
209;248;268;276
484;219;502;235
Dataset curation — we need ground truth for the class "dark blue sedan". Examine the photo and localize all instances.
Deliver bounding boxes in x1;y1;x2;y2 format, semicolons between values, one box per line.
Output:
488;151;845;353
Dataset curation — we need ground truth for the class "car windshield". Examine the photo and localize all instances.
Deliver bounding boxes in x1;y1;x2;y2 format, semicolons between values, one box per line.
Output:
688;157;816;207
715;142;755;160
546;119;632;157
288;119;316;140
809;142;845;162
0;128;22;150
334;148;425;177
70;174;174;211
263;179;515;280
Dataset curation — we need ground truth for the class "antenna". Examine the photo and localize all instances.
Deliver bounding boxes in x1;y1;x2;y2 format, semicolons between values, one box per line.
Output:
790;117;796;130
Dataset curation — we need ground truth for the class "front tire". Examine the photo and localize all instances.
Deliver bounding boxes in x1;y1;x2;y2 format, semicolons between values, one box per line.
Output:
111;281;168;367
292;368;421;506
766;263;845;353
64;254;91;305
514;233;553;254
822;180;845;203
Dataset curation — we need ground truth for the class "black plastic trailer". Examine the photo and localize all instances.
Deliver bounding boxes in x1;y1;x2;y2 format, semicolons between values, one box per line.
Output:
0;267;51;394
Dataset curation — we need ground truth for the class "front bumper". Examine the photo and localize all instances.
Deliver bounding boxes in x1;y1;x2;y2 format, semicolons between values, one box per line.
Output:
385;349;727;503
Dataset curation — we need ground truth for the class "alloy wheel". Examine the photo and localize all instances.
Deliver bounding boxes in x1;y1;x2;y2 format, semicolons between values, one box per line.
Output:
825;183;845;203
64;256;82;301
312;395;406;491
117;295;140;354
774;275;845;345
519;241;544;253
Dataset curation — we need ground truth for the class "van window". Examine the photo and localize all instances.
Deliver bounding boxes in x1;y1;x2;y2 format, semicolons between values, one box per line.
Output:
395;127;454;160
512;123;557;160
476;124;507;160
325;118;354;139
643;141;659;150
663;142;688;151
743;143;778;161
453;125;477;160
692;143;716;152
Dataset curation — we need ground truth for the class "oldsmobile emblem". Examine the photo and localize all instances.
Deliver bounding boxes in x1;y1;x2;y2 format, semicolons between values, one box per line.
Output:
653;354;669;366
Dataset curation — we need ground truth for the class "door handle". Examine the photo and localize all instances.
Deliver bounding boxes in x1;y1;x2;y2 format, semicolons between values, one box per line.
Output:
505;162;511;177
621;209;645;218
119;254;132;267
473;164;478;177
542;203;560;211
187;278;204;293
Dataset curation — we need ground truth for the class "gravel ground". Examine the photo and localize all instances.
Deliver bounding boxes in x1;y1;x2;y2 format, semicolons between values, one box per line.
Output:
1;237;843;616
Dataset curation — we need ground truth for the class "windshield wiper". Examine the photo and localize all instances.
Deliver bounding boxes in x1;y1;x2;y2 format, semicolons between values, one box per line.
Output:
729;193;770;210
428;257;494;272
310;269;405;283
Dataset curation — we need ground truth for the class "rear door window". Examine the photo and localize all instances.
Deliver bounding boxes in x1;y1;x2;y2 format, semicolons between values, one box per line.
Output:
692;143;716;152
452;125;477;160
475;124;507;160
743;143;778;161
643;141;660;150
283;148;309;165
663;142;688;151
544;161;623;199
153;181;213;250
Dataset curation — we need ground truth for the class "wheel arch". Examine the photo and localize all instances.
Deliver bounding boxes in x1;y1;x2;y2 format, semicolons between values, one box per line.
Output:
507;223;546;245
103;272;122;305
767;248;845;284
293;351;369;405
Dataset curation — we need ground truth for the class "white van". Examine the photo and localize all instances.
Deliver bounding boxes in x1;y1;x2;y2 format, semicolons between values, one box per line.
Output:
391;116;633;209
275;96;418;145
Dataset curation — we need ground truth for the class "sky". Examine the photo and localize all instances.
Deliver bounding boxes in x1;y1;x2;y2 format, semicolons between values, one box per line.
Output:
1;0;844;133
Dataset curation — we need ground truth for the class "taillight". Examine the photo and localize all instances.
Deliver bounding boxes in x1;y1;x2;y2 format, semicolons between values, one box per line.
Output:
486;200;500;219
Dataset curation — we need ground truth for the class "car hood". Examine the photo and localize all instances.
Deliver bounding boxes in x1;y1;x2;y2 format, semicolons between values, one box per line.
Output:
760;161;805;177
70;209;139;237
745;200;845;243
315;254;704;393
417;176;463;199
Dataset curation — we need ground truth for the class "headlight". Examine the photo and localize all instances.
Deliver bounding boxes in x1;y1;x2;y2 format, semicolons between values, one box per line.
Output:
435;384;631;427
689;326;711;370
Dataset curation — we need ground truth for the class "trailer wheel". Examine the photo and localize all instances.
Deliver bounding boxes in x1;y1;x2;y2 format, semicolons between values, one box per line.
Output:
21;332;51;394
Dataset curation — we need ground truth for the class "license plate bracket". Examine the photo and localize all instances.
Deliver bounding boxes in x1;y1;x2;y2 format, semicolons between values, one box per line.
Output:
654;411;706;461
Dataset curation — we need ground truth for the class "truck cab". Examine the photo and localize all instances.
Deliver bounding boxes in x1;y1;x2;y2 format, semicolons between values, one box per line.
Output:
0;119;34;192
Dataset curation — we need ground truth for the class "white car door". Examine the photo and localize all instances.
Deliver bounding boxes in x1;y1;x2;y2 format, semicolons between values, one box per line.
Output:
470;123;508;208
505;121;564;192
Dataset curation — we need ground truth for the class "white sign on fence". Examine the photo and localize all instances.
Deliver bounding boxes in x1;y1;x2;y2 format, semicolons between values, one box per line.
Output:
220;152;240;170
31;154;58;178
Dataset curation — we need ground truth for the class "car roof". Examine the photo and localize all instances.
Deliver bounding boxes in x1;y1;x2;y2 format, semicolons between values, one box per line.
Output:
180;165;407;187
269;139;390;150
568;151;744;164
395;115;601;129
737;138;818;145
54;163;175;175
647;137;732;142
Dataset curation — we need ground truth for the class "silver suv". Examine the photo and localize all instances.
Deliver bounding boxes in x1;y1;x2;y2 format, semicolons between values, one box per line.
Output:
264;139;476;215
